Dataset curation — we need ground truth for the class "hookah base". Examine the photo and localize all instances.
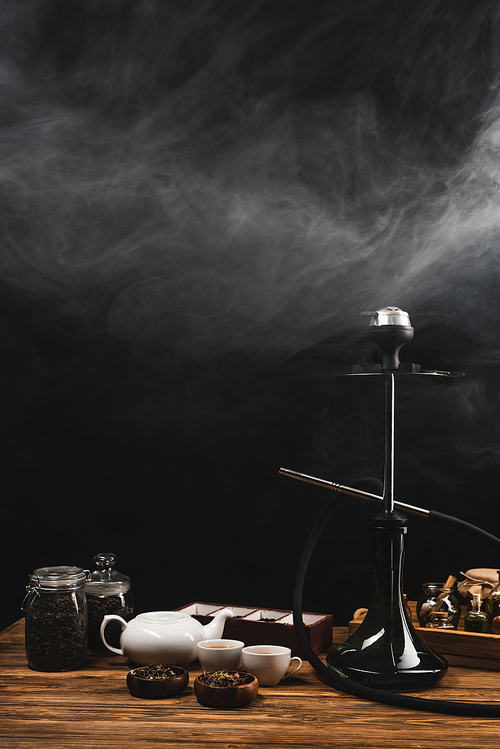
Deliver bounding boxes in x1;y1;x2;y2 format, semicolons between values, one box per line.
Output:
326;644;448;691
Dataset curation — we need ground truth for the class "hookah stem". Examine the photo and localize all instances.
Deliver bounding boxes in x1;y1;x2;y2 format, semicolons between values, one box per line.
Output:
383;373;396;645
383;372;395;518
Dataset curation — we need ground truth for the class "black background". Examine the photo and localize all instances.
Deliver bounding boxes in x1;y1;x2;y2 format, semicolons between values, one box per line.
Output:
3;0;500;633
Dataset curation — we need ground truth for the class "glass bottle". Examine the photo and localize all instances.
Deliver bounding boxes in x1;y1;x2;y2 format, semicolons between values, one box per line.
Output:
85;552;134;655
427;611;455;629
417;583;461;629
486;591;500;631
464;593;489;633
326;511;448;690
22;566;89;671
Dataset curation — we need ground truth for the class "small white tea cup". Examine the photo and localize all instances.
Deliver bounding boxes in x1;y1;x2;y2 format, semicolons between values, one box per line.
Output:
242;645;302;686
197;639;244;672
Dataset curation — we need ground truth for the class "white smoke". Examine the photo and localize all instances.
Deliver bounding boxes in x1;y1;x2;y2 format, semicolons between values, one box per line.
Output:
4;0;500;629
0;2;500;417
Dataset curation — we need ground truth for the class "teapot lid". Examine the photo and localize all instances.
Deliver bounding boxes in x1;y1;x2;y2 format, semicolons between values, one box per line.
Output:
136;612;190;624
85;552;131;596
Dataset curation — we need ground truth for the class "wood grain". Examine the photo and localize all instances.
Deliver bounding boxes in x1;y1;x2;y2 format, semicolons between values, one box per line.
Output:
1;619;500;748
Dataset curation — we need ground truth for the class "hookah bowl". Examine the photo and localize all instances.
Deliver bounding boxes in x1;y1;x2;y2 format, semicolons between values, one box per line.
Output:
362;306;414;373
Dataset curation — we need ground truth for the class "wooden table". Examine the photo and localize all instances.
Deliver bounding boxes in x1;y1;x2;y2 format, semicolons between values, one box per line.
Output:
2;619;500;748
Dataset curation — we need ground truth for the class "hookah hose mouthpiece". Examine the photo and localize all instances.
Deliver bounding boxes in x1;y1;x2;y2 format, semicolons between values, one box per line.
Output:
292;477;500;717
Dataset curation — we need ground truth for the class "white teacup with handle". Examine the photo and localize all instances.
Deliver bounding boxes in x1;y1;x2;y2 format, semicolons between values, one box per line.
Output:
242;645;302;686
197;639;244;672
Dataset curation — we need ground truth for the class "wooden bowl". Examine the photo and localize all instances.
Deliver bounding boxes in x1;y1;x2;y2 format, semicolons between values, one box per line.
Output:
127;665;189;698
194;671;259;708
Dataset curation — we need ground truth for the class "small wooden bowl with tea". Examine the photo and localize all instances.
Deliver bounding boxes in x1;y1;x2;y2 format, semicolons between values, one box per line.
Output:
127;664;189;698
194;669;259;708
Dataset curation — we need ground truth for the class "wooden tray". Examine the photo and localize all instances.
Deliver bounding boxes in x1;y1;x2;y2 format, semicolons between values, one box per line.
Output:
175;602;333;658
349;601;500;671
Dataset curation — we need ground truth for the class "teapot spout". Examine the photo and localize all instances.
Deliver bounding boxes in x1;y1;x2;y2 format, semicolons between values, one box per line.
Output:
202;607;235;640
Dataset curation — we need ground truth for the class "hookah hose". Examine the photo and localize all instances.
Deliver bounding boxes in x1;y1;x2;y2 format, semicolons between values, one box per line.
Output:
292;478;500;717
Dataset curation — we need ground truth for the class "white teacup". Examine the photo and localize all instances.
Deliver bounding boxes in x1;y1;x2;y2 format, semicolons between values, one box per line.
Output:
197;639;244;672
242;645;302;686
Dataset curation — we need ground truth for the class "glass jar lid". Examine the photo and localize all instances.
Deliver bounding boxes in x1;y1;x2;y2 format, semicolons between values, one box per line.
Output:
85;552;131;596
29;565;89;591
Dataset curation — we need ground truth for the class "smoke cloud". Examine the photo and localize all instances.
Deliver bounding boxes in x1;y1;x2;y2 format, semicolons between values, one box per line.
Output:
3;0;500;624
0;0;499;368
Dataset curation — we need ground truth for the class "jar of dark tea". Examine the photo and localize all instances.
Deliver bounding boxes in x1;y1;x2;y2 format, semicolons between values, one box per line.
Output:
22;566;89;671
85;552;134;655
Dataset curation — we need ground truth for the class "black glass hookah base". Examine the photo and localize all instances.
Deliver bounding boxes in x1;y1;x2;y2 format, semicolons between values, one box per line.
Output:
326;630;448;691
326;511;448;691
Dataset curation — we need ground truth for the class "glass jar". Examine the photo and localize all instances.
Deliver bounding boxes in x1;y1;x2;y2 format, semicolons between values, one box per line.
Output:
486;591;500;631
22;566;89;671
85;552;134;655
427;611;456;629
417;582;461;629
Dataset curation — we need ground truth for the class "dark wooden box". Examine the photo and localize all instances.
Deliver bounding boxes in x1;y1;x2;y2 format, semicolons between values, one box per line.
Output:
174;602;333;658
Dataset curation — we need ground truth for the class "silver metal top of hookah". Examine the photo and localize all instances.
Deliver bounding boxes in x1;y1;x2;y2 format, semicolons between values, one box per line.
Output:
361;306;412;328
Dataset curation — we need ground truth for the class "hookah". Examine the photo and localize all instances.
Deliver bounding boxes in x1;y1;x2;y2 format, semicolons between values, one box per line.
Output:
282;306;500;716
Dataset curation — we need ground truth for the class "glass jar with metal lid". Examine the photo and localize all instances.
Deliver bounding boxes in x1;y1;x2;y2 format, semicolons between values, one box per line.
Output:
22;565;89;671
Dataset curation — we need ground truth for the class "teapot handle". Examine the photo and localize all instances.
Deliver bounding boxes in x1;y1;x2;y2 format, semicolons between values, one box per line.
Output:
100;614;128;656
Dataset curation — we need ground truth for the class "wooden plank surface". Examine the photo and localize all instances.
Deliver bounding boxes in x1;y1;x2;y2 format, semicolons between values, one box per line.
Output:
2;619;500;748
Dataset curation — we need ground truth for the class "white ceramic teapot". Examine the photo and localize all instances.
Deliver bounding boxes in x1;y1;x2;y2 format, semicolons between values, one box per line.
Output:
100;607;235;665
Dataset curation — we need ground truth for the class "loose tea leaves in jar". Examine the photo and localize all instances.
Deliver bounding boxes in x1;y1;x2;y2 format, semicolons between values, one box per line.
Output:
85;552;134;655
87;594;134;653
22;566;89;672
